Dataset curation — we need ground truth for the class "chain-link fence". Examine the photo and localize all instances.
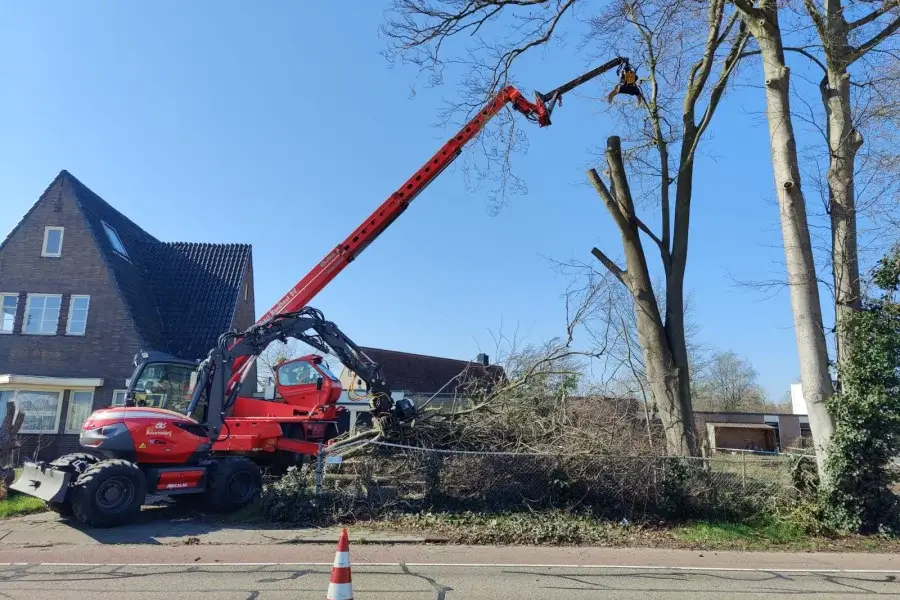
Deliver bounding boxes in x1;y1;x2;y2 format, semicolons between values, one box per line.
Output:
264;442;810;525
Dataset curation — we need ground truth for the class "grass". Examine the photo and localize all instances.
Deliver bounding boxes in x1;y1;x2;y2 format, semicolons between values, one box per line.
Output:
361;510;900;552
671;519;809;549
0;491;46;519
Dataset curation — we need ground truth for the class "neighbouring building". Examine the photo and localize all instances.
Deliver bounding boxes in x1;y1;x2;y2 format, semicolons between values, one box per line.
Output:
693;411;812;454
336;347;506;432
0;170;255;461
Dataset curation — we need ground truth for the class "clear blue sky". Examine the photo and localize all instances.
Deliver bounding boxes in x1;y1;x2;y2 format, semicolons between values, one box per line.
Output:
1;1;838;401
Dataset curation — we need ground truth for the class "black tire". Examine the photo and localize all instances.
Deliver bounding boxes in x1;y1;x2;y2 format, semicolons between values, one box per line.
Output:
46;453;101;517
69;460;147;528
203;456;262;513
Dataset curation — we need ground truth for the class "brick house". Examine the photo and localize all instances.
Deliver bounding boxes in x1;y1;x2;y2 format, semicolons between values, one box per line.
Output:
0;170;255;461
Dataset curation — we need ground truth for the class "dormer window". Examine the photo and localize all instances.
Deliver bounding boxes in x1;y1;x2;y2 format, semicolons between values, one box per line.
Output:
41;226;64;257
101;220;129;260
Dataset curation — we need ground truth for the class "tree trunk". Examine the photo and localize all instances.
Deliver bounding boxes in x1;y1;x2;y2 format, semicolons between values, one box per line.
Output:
824;67;863;377
814;1;864;376
589;137;698;457
738;0;836;478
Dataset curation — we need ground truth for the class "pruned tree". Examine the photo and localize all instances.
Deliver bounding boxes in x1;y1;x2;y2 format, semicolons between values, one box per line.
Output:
1;400;25;492
382;0;749;457
793;0;900;374
730;0;837;479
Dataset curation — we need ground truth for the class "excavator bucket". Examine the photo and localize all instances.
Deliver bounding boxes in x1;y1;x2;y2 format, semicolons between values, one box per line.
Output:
9;461;72;503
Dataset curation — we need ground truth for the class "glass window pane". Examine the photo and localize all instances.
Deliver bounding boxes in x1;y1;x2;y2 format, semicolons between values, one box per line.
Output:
67;296;90;334
1;295;16;332
45;228;62;254
15;390;60;433
66;391;94;432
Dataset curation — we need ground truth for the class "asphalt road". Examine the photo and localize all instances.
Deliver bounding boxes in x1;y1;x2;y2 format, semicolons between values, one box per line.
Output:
2;563;899;599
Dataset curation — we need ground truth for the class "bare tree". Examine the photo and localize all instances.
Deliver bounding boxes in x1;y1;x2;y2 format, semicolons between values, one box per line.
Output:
692;350;768;412
730;0;837;479
795;0;900;373
383;0;748;457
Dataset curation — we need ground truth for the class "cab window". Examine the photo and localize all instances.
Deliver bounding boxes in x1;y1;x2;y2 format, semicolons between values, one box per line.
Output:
277;361;320;386
132;362;197;414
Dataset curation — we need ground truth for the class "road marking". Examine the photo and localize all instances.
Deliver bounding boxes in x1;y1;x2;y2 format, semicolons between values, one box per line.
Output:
1;562;899;573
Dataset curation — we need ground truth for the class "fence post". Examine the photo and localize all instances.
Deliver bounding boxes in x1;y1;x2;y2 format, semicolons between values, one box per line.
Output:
741;451;747;494
315;441;325;497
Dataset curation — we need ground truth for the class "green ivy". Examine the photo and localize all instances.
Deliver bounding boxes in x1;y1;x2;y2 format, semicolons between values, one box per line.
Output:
821;244;900;534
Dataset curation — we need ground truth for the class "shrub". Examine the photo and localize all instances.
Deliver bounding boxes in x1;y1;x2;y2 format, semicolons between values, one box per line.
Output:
821;245;900;534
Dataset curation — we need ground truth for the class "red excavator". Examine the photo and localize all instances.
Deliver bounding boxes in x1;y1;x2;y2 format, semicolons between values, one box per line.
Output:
12;57;634;527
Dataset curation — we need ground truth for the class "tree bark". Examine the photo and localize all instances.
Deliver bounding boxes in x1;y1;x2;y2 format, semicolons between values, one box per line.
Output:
804;0;867;375
824;67;863;375
734;0;836;478
590;137;698;457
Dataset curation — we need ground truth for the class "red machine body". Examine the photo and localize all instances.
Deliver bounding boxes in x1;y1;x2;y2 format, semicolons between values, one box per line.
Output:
80;406;209;466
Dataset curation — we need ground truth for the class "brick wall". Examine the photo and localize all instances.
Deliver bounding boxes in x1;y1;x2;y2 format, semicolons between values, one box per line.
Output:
232;252;256;331
0;176;143;460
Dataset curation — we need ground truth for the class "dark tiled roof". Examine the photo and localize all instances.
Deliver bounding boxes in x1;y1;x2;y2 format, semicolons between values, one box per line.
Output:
144;242;251;360
57;170;252;360
356;346;506;395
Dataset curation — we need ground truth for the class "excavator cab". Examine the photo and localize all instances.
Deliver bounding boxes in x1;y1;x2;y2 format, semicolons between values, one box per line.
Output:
127;357;199;414
272;354;342;411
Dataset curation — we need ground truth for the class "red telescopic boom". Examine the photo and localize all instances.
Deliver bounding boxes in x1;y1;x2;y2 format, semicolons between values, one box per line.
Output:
227;57;629;390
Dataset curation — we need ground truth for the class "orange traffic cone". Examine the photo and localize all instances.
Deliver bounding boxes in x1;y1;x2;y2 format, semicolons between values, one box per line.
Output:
326;528;353;600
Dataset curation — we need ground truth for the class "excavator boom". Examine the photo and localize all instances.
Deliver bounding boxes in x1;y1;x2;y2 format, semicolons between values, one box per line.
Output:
227;57;629;392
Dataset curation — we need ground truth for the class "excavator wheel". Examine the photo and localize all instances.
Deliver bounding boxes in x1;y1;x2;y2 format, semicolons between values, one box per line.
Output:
203;456;262;513
45;452;100;517
69;459;147;528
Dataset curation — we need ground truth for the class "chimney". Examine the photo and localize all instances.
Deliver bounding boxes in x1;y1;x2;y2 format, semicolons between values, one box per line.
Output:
476;353;489;366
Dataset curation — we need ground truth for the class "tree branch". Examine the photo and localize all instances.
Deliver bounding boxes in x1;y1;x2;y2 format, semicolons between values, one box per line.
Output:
591;247;628;286
730;0;764;20
851;14;900;64
741;46;828;73
802;0;828;39
693;25;751;155
849;0;900;30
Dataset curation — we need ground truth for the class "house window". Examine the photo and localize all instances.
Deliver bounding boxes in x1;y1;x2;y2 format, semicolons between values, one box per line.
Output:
2;389;64;434
112;389;128;406
24;293;62;335
0;293;17;333
65;390;95;433
65;295;91;335
101;220;129;259
41;226;64;257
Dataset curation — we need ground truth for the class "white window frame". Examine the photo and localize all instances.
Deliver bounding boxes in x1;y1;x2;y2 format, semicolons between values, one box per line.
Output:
101;220;130;260
41;226;65;257
65;294;91;336
23;293;62;335
64;389;95;434
5;388;65;435
112;389;128;406
0;292;17;334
